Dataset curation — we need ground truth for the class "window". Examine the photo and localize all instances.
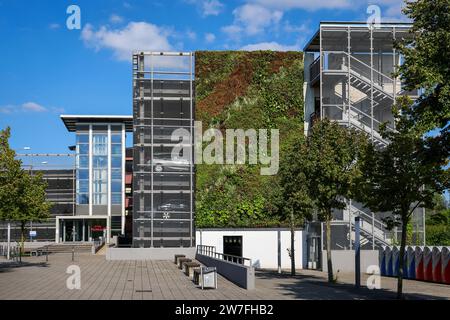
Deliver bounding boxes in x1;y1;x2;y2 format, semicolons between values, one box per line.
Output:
93;193;107;205
77;194;89;204
76;134;89;144
77;155;88;168
111;181;122;193
77;144;88;155
111;169;122;180
93;156;107;168
77;180;88;193
111;193;122;205
111;155;121;168
77;169;88;180
111;134;122;144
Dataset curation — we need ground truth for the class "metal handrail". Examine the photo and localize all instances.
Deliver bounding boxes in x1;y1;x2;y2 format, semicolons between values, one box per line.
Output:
310;56;320;83
348;53;393;84
322;104;395;133
320;50;394;84
196;245;252;267
350;207;388;233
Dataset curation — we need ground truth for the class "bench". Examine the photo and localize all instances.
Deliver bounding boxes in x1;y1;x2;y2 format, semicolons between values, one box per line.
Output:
174;254;186;265
183;261;201;279
22;247;45;257
178;257;192;269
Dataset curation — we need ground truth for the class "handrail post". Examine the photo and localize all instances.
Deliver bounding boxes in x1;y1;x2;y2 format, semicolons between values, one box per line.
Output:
72;246;74;262
46;245;48;262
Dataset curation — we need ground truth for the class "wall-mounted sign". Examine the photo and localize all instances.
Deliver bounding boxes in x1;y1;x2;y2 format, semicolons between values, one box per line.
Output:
29;230;37;237
91;225;105;232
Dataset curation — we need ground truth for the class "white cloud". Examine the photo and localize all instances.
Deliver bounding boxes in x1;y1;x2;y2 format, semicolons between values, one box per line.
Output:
250;0;352;11
240;41;300;51
109;14;124;24
251;0;408;19
0;102;63;114
186;0;224;16
234;4;283;36
221;24;243;39
222;4;283;39
22;102;47;112
202;0;224;16
373;0;409;22
187;30;197;40
283;21;310;34
49;23;60;30
0;105;14;114
205;32;216;43
81;22;174;61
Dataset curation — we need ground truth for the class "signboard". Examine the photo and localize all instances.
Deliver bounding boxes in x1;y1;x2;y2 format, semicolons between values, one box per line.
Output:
29;230;37;237
91;225;105;232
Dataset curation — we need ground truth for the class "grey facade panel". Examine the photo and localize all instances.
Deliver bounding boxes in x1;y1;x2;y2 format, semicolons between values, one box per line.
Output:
132;52;195;248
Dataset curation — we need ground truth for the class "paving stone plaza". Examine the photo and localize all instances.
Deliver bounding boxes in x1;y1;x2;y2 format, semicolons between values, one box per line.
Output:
0;254;448;300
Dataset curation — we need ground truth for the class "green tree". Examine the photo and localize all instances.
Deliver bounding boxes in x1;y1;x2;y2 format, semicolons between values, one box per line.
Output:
0;127;52;261
305;120;367;282
357;103;449;299
279;135;313;275
16;170;52;259
426;193;450;245
0;127;22;222
397;0;450;155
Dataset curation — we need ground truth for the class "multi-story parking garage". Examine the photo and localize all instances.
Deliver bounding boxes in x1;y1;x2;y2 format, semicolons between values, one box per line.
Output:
132;52;195;249
1;26;428;266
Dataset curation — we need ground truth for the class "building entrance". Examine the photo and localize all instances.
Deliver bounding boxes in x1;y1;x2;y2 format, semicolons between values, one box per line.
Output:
59;218;106;243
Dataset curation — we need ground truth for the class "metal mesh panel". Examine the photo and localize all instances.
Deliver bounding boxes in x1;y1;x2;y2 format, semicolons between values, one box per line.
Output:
132;52;195;248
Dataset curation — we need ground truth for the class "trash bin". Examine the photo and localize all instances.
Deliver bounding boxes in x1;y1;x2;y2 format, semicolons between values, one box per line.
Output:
392;246;399;277
385;247;393;277
441;247;450;285
379;247;387;276
406;246;416;280
199;267;217;290
423;246;433;282
415;246;424;281
432;247;442;283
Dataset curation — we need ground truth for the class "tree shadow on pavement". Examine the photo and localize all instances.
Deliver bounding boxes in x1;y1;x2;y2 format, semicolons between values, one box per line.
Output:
255;270;448;300
0;261;49;273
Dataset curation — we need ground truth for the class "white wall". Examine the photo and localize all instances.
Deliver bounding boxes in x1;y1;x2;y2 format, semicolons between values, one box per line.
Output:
321;250;379;274
196;229;306;270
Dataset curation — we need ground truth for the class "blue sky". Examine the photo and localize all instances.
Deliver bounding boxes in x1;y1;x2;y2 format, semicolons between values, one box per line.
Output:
0;0;409;154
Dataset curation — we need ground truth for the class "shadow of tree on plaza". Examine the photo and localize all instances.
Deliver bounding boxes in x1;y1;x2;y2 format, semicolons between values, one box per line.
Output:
255;270;447;300
0;260;49;273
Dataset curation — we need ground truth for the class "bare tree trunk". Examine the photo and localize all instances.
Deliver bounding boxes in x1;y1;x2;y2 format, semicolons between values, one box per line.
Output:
397;216;408;299
326;217;333;282
290;211;295;276
20;221;25;263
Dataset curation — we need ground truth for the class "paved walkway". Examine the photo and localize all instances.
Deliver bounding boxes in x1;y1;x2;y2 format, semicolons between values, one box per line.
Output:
0;255;448;300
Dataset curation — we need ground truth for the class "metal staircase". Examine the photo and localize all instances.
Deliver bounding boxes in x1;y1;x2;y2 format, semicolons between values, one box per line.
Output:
348;206;392;248
330;54;397;244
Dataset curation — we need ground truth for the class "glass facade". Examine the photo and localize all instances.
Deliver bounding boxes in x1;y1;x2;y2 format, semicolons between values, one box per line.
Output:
111;126;122;205
92;131;108;205
75;123;125;211
76;127;89;204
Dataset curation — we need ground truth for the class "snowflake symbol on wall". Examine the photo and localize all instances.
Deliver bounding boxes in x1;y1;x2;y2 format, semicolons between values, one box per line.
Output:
163;212;170;220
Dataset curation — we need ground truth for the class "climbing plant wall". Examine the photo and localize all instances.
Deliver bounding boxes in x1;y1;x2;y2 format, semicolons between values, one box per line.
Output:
194;50;304;228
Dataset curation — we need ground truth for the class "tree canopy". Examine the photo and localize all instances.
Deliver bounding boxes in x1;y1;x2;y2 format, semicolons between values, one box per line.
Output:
0;127;52;258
